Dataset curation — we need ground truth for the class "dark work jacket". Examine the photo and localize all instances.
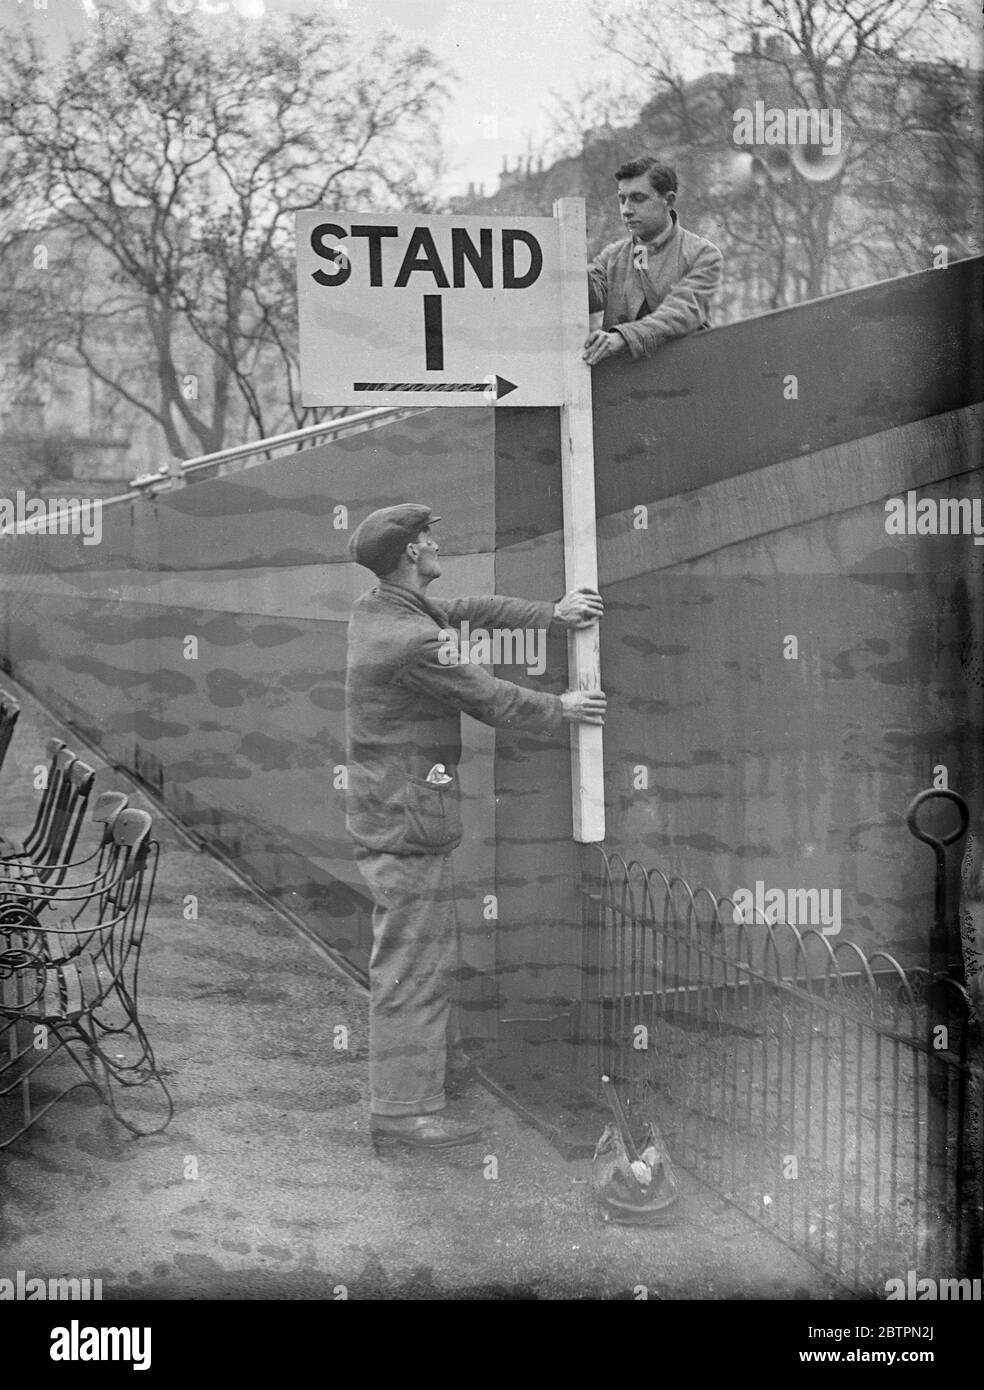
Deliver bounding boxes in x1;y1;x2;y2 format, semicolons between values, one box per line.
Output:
345;581;563;855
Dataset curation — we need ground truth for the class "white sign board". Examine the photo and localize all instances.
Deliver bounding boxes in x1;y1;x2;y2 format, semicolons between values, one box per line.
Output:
295;212;565;407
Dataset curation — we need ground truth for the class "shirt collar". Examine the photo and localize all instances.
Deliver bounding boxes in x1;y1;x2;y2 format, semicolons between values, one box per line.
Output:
376;579;446;624
635;208;678;252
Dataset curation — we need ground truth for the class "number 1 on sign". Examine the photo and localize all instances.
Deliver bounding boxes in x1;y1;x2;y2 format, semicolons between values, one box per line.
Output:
423;295;444;370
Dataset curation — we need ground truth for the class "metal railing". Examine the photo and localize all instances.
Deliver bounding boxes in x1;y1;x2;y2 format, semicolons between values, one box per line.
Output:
128;405;421;495
574;795;983;1294
0;407;423;533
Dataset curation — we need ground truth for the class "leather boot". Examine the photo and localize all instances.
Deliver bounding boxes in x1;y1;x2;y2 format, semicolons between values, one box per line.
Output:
370;1113;482;1150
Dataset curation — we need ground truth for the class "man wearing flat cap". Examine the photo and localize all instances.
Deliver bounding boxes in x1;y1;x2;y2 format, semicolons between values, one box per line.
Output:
346;503;606;1150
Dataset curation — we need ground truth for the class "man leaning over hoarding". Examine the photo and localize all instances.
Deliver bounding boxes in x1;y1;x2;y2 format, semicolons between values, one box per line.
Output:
345;503;605;1150
583;155;723;366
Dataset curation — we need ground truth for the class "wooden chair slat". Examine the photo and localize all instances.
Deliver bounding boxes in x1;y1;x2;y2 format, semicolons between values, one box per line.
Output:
43;923;84;965
81;956;106;1010
59;963;84;1019
42;970;64;1021
1;962;24;1011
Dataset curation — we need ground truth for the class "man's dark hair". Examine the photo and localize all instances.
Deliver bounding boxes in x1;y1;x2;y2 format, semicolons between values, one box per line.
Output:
614;157;678;196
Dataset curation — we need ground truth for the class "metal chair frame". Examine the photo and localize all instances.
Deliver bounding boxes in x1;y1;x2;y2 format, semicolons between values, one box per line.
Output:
0;691;20;778
0;808;173;1148
1;738;87;868
0;790;128;916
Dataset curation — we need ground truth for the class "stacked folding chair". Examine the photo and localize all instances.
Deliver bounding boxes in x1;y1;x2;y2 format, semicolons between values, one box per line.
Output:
0;689;19;778
0;735;173;1147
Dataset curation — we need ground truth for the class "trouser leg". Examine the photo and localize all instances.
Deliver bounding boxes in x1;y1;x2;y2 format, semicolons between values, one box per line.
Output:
355;849;458;1116
445;857;464;1053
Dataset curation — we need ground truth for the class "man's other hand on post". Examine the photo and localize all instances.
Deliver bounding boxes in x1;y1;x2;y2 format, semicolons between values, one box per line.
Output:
561;691;607;725
554;586;604;627
582;329;626;366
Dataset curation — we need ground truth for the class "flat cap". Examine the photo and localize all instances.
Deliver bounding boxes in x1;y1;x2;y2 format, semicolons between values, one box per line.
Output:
348;503;441;575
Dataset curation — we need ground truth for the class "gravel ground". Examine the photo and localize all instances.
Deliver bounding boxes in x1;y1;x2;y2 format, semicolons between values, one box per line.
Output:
0;680;845;1300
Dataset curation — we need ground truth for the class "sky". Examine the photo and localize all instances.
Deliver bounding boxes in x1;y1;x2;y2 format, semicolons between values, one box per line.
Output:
3;0;981;199
322;0;633;196
0;0;636;197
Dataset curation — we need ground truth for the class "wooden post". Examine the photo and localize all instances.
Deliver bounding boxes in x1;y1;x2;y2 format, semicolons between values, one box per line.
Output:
554;197;605;844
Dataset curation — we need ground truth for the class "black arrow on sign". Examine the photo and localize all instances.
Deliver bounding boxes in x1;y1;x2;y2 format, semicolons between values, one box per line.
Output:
354;377;518;399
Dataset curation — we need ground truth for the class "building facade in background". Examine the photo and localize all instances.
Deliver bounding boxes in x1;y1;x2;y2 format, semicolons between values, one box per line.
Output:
450;34;983;325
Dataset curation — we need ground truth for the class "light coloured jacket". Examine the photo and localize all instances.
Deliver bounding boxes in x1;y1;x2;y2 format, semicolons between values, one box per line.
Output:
345;581;563;855
588;215;723;358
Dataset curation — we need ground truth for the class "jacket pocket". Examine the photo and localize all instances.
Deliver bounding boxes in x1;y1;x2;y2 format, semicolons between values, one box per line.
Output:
403;774;462;850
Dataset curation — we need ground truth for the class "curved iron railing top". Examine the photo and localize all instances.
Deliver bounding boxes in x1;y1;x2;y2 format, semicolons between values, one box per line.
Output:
581;783;975;1018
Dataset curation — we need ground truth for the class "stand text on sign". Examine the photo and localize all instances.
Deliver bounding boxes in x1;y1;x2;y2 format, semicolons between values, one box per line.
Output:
295;213;565;408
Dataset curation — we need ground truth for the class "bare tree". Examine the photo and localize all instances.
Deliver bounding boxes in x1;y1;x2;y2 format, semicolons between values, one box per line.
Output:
573;0;981;310
0;5;453;459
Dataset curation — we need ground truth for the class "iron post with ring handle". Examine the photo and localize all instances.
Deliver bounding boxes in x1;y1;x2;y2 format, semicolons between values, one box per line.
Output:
906;787;970;976
905;786;970;1275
